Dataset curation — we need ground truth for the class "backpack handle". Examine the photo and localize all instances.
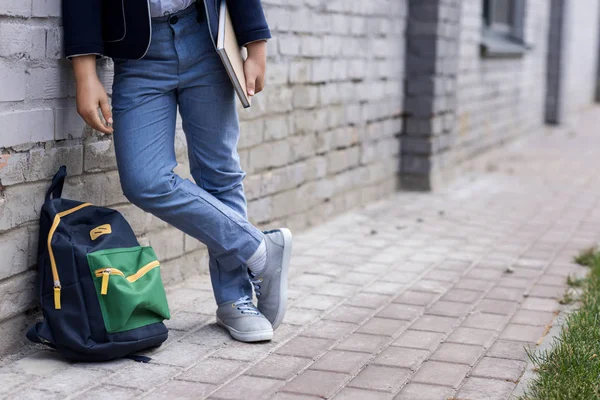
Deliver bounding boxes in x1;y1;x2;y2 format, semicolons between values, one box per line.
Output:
45;165;67;202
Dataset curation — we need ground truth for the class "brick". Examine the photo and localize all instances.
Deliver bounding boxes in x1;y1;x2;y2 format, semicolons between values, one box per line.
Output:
149;343;212;367
391;329;444;350
347;293;390;309
471;356;527;382
394;383;455;400
0;109;55;148
295;294;341;311
150;380;214;400
0;0;32;16
178;357;246;385
412;361;470;388
28;145;84;182
271;393;320;400
311;350;370;374
324;305;373;324
248;354;310;380
283;370;348;398
212;376;284;400
357;318;409;337
0;24;45;58
0;65;26;102
376;304;423;320
430;342;484;365
283;308;323;326
528;284;564;298
11;351;70;377
84;139;117;171
411;315;458;333
0;271;36;320
347;365;411;392
457;377;516;400
499;324;547;343
462;312;507;331
475;299;518;315
32;0;61;17
276;336;335;359
108;363;179;390
373;347;428;370
305;320;356;340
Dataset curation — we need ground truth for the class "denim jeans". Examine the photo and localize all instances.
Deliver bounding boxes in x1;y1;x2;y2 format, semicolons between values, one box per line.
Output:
111;5;260;305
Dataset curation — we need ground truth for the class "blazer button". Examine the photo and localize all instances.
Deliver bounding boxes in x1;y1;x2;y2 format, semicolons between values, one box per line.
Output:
169;15;179;24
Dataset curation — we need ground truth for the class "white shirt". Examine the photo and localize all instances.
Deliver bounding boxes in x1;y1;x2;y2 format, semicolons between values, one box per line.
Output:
149;0;196;18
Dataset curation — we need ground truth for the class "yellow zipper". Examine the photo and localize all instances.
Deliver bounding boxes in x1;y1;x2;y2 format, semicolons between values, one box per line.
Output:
94;260;160;295
47;203;93;309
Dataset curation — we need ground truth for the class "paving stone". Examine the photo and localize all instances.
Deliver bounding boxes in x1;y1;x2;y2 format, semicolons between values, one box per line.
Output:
11;351;70;377
31;367;105;394
316;283;360;297
511;309;556;326
283;308;323;326
440;289;482;304
363;281;407;295
178;357;248;384
487;340;531;361
211;376;284;399
457;377;516;400
271;393;321;400
336;333;389;353
430;343;484;365
475;299;519;315
310;350;371;374
150;342;213;367
0;372;36;395
357;318;409;337
394;291;438;306
471;356;527;382
446;327;496;346
295;294;343;311
411;279;453;293
427;300;472;317
411;315;458;333
283;370;349;398
304;320;357;340
376;304;423;320
8;388;64;400
486;287;526;302
373;347;429;370
499;324;547;343
412;361;470;388
347;365;411;393
346;293;391;309
150;380;214;400
247;354;311;380
276;336;335;358
324;305;374;324
334;387;393;400
454;279;494;292
462;312;507;331
164;311;209;331
213;341;276;361
391;329;444;350
522;297;560;312
394;383;455;400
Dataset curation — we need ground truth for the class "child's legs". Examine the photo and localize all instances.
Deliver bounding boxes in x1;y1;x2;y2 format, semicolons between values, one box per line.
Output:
110;9;263;279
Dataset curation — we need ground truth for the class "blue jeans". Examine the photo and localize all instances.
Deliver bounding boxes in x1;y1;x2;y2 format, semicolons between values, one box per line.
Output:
111;5;260;305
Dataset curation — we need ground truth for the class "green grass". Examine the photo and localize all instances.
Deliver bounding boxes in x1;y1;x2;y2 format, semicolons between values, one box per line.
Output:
521;248;600;400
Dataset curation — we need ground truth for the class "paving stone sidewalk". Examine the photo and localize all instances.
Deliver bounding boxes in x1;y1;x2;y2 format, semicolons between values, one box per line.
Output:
3;110;600;400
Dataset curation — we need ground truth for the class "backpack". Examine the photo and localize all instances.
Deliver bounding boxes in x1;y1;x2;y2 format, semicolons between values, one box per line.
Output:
26;166;171;362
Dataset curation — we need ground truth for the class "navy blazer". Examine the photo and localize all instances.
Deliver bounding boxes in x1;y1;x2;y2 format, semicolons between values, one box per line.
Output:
62;0;271;59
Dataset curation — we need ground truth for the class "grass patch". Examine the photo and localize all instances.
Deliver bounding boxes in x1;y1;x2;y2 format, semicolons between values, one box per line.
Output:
521;248;600;399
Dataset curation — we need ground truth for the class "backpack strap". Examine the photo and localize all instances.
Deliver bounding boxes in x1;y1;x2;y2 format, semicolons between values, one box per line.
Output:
45;166;67;202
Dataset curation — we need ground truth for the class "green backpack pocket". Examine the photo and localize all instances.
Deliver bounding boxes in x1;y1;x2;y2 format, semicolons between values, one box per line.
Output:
87;246;170;333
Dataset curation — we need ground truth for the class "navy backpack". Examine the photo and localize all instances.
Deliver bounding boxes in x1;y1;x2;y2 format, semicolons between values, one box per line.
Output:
27;166;171;361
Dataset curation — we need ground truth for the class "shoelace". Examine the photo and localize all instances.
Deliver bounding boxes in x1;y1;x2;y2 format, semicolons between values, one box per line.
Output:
233;296;259;315
249;270;263;298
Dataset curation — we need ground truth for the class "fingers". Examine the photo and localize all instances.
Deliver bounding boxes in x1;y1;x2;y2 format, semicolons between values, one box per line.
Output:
100;98;114;129
255;74;265;95
246;74;256;97
79;106;113;135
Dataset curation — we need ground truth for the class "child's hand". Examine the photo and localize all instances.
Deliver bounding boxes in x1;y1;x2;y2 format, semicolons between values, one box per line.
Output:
244;41;267;97
72;55;113;134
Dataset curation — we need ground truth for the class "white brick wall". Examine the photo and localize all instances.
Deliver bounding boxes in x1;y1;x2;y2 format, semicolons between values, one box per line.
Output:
0;0;407;355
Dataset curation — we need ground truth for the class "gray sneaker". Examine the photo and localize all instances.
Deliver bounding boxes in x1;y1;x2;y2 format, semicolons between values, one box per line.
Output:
216;296;273;342
249;228;292;330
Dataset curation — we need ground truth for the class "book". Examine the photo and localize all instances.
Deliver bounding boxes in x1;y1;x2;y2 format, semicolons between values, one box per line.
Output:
216;0;251;108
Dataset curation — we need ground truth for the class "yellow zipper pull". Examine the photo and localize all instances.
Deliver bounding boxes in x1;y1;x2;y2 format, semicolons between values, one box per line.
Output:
101;269;111;295
53;284;61;309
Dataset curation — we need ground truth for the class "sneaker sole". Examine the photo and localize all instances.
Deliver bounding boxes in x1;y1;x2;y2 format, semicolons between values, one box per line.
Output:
270;228;292;330
216;318;273;342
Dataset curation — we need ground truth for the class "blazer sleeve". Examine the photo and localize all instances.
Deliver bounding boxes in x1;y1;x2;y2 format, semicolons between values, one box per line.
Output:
62;0;104;59
227;0;272;46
